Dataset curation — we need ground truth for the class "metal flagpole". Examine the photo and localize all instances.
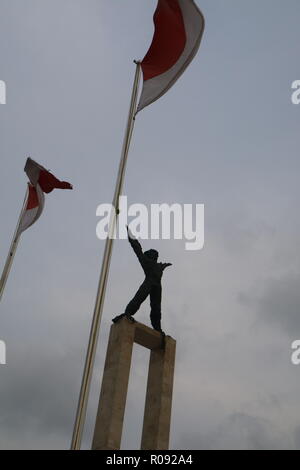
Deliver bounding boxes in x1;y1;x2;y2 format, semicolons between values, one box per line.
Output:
71;61;141;450
0;185;29;302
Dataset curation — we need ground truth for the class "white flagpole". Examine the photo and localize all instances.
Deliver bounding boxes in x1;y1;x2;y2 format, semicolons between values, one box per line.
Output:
0;185;29;302
71;62;141;450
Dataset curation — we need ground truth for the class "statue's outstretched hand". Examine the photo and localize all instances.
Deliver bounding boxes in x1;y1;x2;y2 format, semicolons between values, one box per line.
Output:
162;263;172;270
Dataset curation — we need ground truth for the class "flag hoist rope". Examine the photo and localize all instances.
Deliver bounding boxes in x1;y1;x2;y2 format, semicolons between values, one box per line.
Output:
0;185;29;302
71;62;141;450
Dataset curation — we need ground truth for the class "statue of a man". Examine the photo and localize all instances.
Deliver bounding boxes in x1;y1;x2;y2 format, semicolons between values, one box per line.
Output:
113;226;172;333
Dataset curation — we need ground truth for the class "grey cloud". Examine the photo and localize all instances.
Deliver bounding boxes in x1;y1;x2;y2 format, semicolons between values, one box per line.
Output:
239;273;300;336
176;412;291;450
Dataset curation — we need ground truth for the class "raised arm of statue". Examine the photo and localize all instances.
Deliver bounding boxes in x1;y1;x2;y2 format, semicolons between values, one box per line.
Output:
127;226;144;264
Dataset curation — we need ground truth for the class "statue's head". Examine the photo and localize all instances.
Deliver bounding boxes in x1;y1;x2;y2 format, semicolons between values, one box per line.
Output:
144;249;159;261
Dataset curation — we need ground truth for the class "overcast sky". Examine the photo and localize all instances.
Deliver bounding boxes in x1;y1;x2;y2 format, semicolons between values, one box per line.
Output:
1;0;300;450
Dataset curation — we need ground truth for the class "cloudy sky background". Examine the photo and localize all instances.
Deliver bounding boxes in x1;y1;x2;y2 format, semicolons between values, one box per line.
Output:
1;0;300;449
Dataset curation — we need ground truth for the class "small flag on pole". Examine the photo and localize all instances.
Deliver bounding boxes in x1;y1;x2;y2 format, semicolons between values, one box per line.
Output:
25;157;73;194
0;158;73;301
18;158;73;234
137;0;205;112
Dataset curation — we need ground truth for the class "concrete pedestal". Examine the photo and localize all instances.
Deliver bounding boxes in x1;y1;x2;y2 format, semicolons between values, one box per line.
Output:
92;317;176;450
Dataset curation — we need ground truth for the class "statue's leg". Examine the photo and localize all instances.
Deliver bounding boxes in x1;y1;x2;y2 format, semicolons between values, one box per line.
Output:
124;280;151;317
150;284;163;332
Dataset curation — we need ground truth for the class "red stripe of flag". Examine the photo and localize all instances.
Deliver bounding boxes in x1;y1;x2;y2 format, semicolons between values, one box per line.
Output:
141;0;187;81
38;170;73;194
26;185;39;210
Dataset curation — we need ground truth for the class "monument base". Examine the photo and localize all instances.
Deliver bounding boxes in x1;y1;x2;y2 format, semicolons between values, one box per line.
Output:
92;317;176;450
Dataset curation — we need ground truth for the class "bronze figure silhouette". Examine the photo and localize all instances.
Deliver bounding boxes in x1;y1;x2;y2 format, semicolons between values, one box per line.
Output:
112;226;172;333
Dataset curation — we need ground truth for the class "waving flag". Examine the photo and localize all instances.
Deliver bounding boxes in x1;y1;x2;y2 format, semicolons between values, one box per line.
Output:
18;158;73;234
0;159;73;301
25;158;73;193
137;0;205;112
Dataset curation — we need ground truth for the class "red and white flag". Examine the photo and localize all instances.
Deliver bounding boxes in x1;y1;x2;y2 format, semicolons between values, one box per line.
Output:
24;158;73;194
137;0;205;112
18;158;73;235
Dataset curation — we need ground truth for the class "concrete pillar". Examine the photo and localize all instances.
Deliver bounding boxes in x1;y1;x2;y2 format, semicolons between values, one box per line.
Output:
92;317;176;450
141;336;176;450
92;318;135;450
